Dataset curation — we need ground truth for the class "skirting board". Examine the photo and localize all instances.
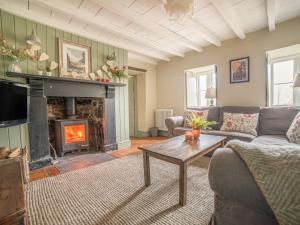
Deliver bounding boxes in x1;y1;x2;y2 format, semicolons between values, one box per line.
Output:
136;130;169;138
136;130;150;138
117;140;131;149
158;130;168;137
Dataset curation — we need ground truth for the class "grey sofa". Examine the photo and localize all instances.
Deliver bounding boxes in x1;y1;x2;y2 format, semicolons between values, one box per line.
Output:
165;106;300;225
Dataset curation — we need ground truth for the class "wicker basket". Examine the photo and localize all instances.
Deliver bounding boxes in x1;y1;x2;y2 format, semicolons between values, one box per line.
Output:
0;146;30;184
19;147;30;184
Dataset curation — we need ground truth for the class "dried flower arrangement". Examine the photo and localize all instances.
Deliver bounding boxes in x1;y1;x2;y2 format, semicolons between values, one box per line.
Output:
0;38;28;61
101;52;129;80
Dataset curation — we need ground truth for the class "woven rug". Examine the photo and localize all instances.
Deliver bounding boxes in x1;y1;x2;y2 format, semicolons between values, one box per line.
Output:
26;154;214;225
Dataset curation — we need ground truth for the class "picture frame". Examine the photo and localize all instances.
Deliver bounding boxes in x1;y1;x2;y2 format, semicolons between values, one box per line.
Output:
230;57;249;83
58;39;91;79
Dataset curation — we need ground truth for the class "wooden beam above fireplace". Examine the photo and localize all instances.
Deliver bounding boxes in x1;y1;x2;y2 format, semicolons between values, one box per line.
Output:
6;72;126;87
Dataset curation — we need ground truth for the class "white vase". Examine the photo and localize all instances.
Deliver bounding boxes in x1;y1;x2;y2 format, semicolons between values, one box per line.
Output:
8;60;22;73
46;71;52;76
37;70;43;75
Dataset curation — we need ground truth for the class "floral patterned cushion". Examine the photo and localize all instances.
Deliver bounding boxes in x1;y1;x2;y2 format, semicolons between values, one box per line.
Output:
184;110;208;128
286;112;300;144
220;112;259;136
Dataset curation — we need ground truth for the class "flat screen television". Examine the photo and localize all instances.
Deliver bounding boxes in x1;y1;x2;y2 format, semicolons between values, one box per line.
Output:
0;81;29;127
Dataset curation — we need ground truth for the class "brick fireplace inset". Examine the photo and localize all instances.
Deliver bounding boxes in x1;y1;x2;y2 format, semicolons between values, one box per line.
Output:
55;119;89;156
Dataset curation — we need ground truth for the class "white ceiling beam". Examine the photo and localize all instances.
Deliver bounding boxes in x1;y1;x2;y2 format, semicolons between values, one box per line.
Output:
188;19;221;46
210;0;246;39
90;0;202;52
266;0;276;31
32;0;184;58
0;0;170;61
128;51;158;66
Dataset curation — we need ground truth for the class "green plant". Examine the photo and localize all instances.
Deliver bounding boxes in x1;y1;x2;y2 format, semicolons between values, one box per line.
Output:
46;66;51;72
186;113;217;130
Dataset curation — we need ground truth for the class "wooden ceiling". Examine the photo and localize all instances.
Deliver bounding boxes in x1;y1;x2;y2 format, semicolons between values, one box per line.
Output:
1;0;299;65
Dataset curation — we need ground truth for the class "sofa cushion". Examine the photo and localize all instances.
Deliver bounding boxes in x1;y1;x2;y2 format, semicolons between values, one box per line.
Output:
218;106;260;130
259;106;300;135
187;107;220;129
286;112;300;144
251;135;299;147
220;113;259;136
204;130;255;142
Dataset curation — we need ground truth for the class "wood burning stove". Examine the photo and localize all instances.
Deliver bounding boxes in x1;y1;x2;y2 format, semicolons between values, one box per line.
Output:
55;119;89;156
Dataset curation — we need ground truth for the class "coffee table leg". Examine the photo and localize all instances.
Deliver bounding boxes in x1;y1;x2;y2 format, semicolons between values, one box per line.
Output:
179;162;187;206
143;151;150;187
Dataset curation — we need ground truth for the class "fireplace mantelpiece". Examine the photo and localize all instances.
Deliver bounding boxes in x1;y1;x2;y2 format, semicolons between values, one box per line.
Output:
7;72;125;169
6;72;126;88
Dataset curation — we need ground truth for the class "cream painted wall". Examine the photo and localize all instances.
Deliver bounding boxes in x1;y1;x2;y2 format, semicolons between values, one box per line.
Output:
157;17;300;116
128;59;157;133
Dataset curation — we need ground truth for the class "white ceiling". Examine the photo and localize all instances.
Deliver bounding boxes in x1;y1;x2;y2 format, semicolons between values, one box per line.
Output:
0;0;300;65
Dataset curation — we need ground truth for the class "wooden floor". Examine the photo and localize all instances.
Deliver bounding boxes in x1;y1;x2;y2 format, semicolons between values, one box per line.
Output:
30;136;166;182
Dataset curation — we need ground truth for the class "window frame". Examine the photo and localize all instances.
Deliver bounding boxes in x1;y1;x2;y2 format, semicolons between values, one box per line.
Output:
185;65;217;109
268;55;299;106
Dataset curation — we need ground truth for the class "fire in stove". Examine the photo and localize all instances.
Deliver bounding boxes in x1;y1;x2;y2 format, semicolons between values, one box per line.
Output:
64;124;86;144
55;119;89;156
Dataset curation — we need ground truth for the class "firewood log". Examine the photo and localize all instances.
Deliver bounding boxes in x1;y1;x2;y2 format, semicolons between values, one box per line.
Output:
0;147;10;159
8;148;21;158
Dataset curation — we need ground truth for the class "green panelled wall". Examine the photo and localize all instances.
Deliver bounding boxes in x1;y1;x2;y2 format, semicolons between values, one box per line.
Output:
0;10;130;152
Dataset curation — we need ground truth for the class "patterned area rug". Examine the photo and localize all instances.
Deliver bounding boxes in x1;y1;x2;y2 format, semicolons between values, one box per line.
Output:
26;154;214;225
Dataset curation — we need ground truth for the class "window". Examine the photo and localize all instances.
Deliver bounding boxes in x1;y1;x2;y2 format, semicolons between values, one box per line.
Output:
272;60;294;105
185;65;216;108
267;44;300;106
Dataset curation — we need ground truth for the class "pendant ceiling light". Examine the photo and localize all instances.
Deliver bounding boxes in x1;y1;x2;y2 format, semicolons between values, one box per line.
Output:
26;29;42;50
162;0;195;21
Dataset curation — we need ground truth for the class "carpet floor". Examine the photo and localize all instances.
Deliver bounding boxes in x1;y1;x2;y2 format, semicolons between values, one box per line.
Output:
26;154;214;225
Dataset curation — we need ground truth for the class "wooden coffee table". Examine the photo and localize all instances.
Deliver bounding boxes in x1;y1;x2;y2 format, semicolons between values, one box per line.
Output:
138;134;226;206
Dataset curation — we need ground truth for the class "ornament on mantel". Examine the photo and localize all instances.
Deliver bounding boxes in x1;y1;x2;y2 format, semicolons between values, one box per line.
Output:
49;61;58;70
25;47;35;58
26;29;42;50
96;69;103;77
101;52;129;80
38;52;49;61
88;72;96;80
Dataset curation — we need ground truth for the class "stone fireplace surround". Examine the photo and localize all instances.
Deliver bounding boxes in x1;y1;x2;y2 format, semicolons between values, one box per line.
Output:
7;72;126;170
48;97;104;155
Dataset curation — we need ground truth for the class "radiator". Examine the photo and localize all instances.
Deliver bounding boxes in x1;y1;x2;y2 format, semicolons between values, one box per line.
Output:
155;109;173;131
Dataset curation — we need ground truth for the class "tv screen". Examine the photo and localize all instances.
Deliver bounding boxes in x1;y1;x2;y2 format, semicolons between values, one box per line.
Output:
0;82;29;127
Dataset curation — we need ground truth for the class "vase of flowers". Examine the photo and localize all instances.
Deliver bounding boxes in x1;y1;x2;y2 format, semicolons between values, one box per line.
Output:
101;53;130;81
0;38;27;73
186;113;217;140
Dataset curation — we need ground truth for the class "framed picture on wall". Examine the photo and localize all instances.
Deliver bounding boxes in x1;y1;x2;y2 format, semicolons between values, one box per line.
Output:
59;39;91;79
230;57;249;83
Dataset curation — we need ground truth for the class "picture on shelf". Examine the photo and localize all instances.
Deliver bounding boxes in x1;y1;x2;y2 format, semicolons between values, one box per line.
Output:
230;57;249;83
59;39;91;79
